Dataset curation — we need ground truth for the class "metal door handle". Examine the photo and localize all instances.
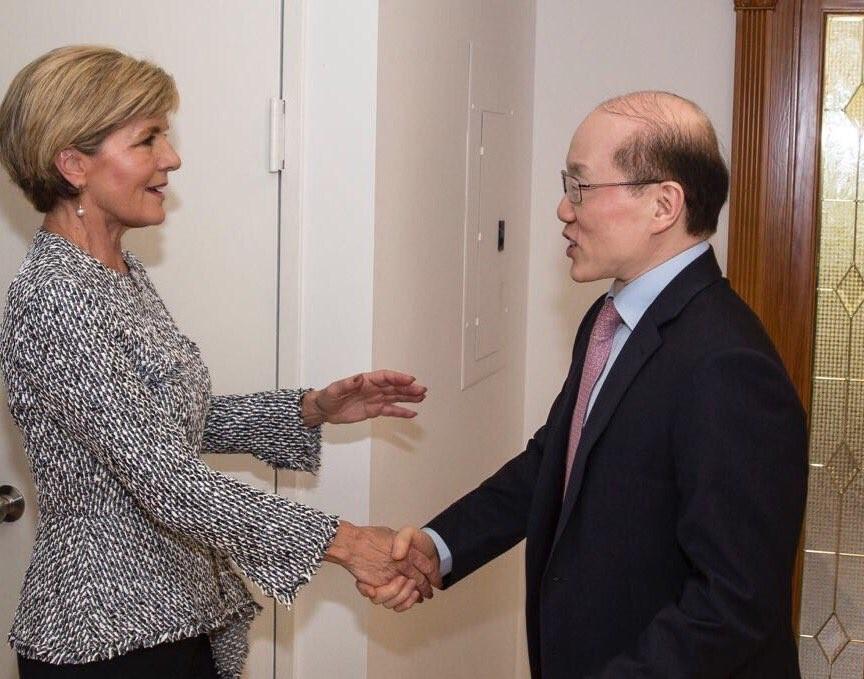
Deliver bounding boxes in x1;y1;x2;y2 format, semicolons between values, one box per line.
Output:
0;485;25;523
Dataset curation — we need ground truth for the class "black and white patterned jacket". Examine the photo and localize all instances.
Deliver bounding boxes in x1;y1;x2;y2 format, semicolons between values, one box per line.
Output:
0;229;340;678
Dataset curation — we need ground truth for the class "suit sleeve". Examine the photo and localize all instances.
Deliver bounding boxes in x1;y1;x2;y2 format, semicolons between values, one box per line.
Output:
425;296;603;587
202;389;323;472
425;386;565;586
591;349;808;678
16;280;339;607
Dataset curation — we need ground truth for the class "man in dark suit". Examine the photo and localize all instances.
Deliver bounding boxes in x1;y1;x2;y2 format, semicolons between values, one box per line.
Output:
361;91;808;678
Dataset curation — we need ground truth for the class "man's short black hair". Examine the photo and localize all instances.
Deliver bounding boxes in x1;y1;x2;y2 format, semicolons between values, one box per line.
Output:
601;92;729;238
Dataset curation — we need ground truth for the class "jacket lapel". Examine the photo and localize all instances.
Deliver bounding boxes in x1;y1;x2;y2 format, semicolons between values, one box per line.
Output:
552;322;662;545
526;295;604;584
546;297;604;470
550;248;723;549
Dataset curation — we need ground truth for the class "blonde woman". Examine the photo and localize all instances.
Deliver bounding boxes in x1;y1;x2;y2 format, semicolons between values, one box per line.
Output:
0;46;436;678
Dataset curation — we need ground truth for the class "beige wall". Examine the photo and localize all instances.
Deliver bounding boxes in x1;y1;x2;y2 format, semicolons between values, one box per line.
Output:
369;1;536;678
524;0;736;437
367;2;735;677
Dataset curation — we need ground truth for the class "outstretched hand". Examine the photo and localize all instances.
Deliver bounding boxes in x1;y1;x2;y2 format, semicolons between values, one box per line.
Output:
303;370;427;426
355;526;442;612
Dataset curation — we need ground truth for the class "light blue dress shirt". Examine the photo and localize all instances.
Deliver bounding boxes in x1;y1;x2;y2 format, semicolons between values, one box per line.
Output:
424;241;712;577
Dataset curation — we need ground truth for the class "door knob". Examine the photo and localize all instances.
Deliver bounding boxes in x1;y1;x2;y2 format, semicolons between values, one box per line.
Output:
0;485;25;523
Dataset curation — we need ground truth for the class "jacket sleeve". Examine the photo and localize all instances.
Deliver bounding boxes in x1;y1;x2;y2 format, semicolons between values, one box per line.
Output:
425;395;561;586
15;280;339;607
425;295;601;586
202;389;323;472
590;349;808;678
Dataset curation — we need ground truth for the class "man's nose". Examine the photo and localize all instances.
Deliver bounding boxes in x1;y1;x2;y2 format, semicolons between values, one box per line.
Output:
557;194;574;223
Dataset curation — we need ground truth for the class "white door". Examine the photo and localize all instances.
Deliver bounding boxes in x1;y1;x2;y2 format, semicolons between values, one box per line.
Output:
0;3;290;677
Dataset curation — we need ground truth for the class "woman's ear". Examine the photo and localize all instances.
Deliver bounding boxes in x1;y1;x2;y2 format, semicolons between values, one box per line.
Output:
54;148;88;189
650;180;685;235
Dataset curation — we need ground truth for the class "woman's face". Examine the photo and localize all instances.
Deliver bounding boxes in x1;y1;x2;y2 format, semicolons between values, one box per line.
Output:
82;115;181;229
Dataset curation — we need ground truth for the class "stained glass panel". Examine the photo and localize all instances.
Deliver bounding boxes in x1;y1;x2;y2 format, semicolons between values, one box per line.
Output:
800;14;864;677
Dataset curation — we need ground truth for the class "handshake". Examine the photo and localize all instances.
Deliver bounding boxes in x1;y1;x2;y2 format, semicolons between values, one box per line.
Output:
323;522;441;612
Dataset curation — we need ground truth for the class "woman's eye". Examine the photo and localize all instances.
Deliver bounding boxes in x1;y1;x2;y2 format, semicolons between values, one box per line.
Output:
141;135;155;146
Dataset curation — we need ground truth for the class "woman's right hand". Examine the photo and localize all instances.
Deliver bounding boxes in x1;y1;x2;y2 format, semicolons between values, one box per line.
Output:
323;521;439;602
354;526;442;612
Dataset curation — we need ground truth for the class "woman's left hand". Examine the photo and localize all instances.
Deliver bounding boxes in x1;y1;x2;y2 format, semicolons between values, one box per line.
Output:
302;370;427;426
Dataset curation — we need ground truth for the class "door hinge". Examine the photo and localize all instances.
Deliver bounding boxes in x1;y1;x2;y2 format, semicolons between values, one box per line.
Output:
269;98;287;172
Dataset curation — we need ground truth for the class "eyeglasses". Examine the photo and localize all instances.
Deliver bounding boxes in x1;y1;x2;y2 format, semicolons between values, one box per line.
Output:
560;170;665;205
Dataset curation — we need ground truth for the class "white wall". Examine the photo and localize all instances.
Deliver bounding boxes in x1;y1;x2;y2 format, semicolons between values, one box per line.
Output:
524;0;736;436
368;1;535;678
285;2;380;678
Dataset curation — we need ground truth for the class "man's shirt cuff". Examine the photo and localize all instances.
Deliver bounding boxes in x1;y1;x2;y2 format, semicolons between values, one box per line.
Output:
422;527;453;577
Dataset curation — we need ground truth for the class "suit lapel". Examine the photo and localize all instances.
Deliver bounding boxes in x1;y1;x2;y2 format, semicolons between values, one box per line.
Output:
552;321;662;544
550;248;724;549
526;296;603;584
546;300;601;468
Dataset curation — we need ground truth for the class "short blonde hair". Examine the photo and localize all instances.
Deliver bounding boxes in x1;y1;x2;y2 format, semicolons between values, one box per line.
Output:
0;45;179;213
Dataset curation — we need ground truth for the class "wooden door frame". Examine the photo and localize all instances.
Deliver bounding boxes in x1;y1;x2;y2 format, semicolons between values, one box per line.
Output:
730;0;864;632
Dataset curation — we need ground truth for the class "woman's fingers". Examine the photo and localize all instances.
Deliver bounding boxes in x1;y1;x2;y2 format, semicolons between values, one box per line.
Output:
389;396;424;406
383;577;420;610
384;384;427;397
366;370;416;387
366;371;428;395
355;581;377;599
330;373;427;400
393;589;422;613
356;579;424;612
395;561;434;599
355;576;423;609
368;576;408;604
382;392;426;402
379;405;418;419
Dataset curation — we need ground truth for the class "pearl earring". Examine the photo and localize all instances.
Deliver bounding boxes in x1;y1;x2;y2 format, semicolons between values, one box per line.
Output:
75;187;85;218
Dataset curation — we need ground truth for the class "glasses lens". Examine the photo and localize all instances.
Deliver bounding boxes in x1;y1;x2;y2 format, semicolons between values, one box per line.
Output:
562;174;580;204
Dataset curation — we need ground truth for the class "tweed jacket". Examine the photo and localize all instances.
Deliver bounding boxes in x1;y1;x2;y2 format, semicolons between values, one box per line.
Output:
0;230;340;678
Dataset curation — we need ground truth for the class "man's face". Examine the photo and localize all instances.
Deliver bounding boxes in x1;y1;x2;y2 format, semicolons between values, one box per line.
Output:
558;110;656;284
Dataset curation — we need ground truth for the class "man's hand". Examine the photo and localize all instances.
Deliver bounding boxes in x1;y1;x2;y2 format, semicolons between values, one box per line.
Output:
324;522;437;601
355;526;442;612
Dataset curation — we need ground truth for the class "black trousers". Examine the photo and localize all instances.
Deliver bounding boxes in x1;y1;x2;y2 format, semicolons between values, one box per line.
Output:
17;634;219;678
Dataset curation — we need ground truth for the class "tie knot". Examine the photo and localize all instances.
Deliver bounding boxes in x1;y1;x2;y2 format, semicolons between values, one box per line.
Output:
594;298;622;339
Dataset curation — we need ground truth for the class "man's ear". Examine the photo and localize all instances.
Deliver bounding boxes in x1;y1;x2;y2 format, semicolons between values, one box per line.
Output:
54;148;88;190
650;180;685;235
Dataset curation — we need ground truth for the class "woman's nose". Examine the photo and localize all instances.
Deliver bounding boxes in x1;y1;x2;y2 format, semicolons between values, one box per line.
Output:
159;139;182;172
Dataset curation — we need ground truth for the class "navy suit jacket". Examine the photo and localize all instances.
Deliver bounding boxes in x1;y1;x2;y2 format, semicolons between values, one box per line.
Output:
427;249;808;678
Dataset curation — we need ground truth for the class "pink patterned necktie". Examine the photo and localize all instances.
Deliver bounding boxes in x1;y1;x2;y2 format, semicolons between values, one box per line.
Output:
564;297;622;493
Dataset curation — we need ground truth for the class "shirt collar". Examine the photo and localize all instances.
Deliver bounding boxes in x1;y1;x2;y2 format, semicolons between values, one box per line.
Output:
609;240;711;331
